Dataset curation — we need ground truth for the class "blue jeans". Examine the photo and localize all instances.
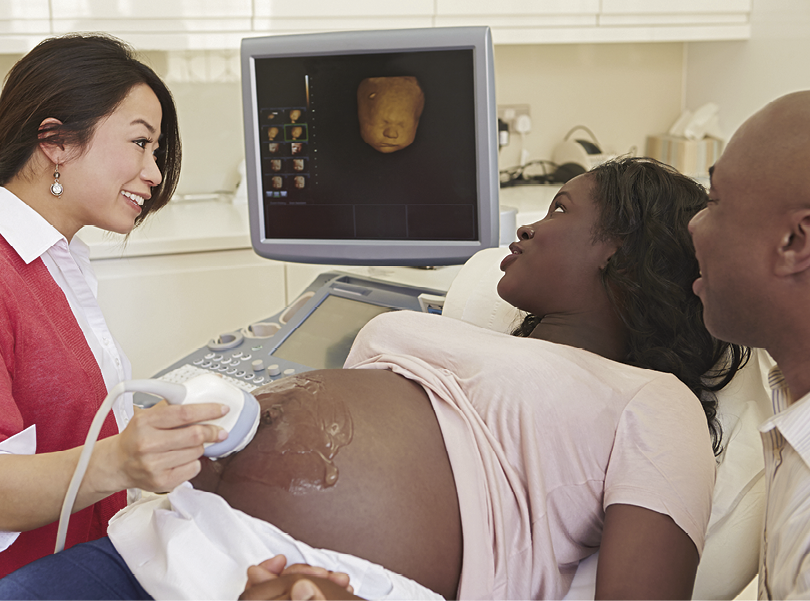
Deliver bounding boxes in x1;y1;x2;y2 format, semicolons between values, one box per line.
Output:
0;537;152;600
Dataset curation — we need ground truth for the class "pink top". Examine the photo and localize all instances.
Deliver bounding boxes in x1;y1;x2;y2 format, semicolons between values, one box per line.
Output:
345;311;715;600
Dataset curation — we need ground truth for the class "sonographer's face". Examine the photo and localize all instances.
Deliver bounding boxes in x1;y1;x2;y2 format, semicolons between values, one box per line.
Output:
357;76;424;154
68;83;163;237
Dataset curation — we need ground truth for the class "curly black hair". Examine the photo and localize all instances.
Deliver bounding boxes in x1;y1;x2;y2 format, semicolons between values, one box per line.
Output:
512;157;748;454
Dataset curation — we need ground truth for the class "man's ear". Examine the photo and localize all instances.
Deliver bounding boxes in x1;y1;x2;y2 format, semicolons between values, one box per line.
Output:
37;117;66;166
775;209;810;277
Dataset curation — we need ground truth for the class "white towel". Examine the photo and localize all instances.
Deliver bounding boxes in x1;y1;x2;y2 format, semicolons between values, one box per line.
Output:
108;483;443;600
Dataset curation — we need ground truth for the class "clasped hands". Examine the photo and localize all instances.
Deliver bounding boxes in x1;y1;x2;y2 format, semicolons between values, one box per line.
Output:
240;555;362;600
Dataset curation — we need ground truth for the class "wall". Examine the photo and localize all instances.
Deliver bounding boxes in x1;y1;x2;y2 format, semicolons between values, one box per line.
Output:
0;41;688;196
685;0;810;140
166;42;686;193
493;42;685;172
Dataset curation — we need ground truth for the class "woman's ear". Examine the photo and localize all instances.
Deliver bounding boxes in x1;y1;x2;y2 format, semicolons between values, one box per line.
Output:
775;210;810;277
37;117;66;165
599;239;622;271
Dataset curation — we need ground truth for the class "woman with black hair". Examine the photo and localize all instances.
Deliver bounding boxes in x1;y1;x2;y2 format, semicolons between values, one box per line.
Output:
185;157;748;600
0;34;226;578
2;157;747;600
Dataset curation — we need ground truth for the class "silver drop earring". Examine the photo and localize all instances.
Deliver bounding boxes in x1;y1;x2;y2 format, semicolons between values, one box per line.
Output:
50;165;63;197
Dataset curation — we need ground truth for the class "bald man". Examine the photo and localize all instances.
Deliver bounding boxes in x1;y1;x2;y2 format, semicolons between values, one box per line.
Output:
689;91;810;599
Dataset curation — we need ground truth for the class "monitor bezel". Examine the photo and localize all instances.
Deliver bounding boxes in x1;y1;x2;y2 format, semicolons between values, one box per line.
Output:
241;26;499;266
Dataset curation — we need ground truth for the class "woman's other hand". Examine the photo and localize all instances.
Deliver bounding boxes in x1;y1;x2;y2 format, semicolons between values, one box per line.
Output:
240;555;361;600
93;400;229;494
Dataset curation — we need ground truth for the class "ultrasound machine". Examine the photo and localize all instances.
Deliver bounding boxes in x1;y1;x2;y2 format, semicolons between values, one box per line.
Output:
142;26;500;398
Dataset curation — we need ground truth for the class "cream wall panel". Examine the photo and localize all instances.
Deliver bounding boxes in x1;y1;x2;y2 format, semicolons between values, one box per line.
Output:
93;249;286;379
493;43;684;172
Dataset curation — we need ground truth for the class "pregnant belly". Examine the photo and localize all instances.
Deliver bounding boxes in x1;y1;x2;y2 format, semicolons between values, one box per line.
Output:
191;368;463;599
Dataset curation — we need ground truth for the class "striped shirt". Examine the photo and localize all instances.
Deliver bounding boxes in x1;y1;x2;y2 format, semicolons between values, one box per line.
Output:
758;367;810;599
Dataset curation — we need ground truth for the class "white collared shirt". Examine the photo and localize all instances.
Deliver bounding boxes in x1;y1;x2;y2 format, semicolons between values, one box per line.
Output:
0;186;133;550
758;367;810;599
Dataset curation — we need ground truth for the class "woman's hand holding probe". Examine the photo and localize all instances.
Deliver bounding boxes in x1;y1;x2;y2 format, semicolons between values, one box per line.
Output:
240;554;362;600
90;399;229;494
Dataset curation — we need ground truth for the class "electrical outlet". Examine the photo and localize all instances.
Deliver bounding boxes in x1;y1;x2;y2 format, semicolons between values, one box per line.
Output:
498;104;531;128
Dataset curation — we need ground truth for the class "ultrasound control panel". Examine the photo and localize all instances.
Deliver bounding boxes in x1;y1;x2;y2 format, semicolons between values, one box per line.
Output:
135;272;445;405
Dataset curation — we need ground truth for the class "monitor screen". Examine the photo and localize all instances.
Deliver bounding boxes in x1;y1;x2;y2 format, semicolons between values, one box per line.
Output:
273;295;394;370
241;27;499;265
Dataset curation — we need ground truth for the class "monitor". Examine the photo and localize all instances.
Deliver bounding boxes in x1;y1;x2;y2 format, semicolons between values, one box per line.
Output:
240;26;499;266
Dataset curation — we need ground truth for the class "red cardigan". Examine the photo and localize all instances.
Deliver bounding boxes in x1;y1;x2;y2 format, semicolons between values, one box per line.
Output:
0;235;125;577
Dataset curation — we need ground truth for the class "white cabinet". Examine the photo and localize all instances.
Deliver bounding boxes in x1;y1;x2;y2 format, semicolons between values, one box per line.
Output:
92;248;286;379
599;0;752;41
436;0;751;43
253;0;435;33
50;0;253;50
80;201;286;379
0;0;752;52
0;0;50;53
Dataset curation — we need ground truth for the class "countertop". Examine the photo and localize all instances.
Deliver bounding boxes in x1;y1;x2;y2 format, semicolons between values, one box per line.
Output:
77;185;561;261
77;200;252;260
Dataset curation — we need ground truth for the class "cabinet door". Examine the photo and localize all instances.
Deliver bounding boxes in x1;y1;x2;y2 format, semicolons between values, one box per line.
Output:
0;0;50;53
436;0;599;16
51;0;253;50
601;0;752;16
600;0;752;41
253;0;434;33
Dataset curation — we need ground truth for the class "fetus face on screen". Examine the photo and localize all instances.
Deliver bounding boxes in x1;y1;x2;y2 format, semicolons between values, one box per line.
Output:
357;76;425;153
291;126;303;140
267;127;279;141
294;175;306;189
271;176;283;189
289;109;302;123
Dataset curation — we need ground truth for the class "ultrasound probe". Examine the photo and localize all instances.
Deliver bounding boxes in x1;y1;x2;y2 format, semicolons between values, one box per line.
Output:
54;373;260;553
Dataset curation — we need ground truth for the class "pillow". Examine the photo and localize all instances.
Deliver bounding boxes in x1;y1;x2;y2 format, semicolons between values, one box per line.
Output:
443;248;772;600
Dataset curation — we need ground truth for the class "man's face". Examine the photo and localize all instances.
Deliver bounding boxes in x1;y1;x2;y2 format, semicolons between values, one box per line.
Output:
688;123;777;346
